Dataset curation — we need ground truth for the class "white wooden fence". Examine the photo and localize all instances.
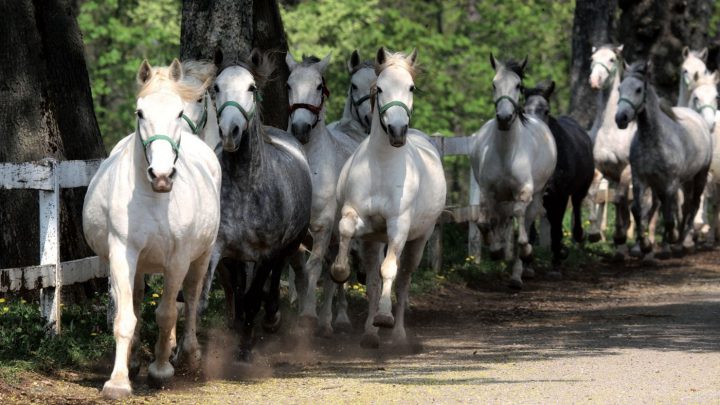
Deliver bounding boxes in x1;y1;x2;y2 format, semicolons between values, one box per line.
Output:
0;158;107;335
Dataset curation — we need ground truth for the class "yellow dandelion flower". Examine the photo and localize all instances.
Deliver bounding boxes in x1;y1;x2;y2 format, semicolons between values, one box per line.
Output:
2;307;9;313
149;301;157;306
152;293;160;298
0;298;5;304
20;299;26;304
91;332;97;336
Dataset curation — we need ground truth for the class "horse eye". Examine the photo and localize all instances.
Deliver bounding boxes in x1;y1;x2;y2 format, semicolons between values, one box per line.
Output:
213;84;220;93
610;58;615;63
249;84;257;92
635;88;641;94
316;84;323;91
351;83;358;90
492;83;496;91
136;110;144;119
286;84;291;91
410;85;415;92
377;87;383;93
196;98;203;103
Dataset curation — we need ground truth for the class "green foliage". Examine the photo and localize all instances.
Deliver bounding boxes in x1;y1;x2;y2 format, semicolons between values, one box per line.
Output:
78;0;181;149
282;0;574;137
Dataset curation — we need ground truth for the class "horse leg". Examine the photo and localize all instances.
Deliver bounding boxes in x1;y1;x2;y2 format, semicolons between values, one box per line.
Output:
288;249;307;307
571;191;586;244
102;243;139;400
546;193;569;267
147;259;188;388
521;195;544;279
333;282;352;333
585;170;604;242
630;177;650;256
262;258;287;334
612;168;632;260
316;269;338;337
507;187;532;289
198;246;222;315
392;236;429;346
301;226;332;323
238;258;276;362
174;250;211;372
374;216;410;328
331;208;362;283
360;241;383;349
681;171;709;253
658;187;679;259
128;272;145;381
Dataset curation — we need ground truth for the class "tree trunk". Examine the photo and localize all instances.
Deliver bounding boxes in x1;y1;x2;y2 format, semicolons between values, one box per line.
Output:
180;0;290;130
567;0;617;129
0;0;106;269
617;0;716;102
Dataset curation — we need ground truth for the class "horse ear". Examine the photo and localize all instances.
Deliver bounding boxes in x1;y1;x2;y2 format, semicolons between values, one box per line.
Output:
699;47;709;62
137;59;153;85
316;52;331;74
682;46;690;59
545;81;556;98
490;53;498;70
285;51;298;71
169;58;183;82
520;55;528;72
591;46;597;54
624;61;631;72
645;60;653;79
376;47;387;66
407;48;418;66
213;49;224;68
615;44;624;55
249;48;262;68
348;49;360;73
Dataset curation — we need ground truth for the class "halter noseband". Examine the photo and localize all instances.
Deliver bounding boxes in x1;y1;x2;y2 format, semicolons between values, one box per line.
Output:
181;92;209;135
139;132;181;164
591;60;617;89
374;92;413;135
217;89;260;124
494;95;522;119
618;85;647;116
288;77;330;128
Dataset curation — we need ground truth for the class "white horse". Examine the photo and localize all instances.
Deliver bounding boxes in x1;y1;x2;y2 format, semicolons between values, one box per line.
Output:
328;49;377;141
586;44;636;259
286;52;357;336
83;59;221;399
179;60;222;154
470;55;556;289
688;71;720;243
330;48;446;348
678;47;709;108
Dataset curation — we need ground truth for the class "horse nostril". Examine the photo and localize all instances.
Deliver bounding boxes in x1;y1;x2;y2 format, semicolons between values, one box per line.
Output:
400;125;408;137
169;168;177;179
232;126;240;136
218;127;224;138
147;167;157;179
388;124;396;135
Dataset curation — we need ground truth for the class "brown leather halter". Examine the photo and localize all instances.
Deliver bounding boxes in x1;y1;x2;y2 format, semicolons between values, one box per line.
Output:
288;77;331;128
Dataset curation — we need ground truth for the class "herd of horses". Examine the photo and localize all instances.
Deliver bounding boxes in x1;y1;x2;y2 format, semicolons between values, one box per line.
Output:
79;43;719;399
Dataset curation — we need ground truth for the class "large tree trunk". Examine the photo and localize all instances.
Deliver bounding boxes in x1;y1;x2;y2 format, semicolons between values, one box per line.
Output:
567;0;617;129
180;0;290;129
0;0;106;269
617;0;716;102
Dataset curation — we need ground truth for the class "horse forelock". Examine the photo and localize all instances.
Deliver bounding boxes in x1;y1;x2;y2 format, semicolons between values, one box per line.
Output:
350;61;374;75
501;59;525;80
375;51;417;80
138;66;206;101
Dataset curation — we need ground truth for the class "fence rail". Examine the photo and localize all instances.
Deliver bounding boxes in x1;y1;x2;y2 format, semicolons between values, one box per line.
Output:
0;158;107;335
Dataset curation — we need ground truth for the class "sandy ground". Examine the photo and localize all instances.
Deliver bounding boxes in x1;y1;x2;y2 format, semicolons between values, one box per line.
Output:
2;248;720;404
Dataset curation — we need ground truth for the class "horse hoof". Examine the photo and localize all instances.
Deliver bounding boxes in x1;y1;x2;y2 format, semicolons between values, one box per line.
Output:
360;333;380;349
560;246;569;260
129;362;140;381
629;245;643;258
655;250;671;260
519;243;532;259
147;362;174;389
333;320;353;334
588;233;602;243
147;373;169;390
373;312;395;328
489;248;504;261
298;314;318;330
357;271;367;285
330;264;350;284
522;267;535;278
316;324;334;339
238;348;253;363
546;270;562;280
102;378;132;400
262;311;282;333
613;236;627;246
508;277;523;290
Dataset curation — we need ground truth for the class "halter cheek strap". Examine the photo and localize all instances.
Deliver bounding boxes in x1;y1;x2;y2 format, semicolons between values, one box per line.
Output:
374;92;413;134
181;92;209;135
591;61;617;89
618;89;646;116
288;77;330;128
217;89;259;125
140;132;181;164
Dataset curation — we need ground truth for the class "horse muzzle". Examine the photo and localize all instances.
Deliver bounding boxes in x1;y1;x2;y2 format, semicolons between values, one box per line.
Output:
387;124;408;148
496;113;514;131
151;175;173;193
291;122;312;144
614;112;630;130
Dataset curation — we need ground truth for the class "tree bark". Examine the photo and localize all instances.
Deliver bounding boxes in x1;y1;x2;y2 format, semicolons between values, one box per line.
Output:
0;0;106;269
180;0;290;130
617;0;716;102
567;0;617;129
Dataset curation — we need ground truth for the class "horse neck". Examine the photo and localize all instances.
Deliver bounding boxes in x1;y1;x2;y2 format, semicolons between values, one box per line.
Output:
201;102;221;154
226;116;265;175
636;86;664;142
678;78;689;107
592;69;621;133
340;88;354;122
305;114;332;153
131;131;159;193
493;118;525;156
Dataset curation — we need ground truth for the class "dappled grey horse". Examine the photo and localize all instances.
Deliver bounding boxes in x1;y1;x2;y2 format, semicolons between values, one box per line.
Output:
206;49;312;361
524;81;594;272
616;61;711;259
328;49;377;141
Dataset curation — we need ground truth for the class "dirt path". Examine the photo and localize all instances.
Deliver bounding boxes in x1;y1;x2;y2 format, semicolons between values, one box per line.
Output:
3;249;720;404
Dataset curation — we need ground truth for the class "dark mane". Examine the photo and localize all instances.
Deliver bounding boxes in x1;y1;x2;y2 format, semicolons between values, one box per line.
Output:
523;86;546;99
300;55;322;66
503;59;526;80
625;60;649;79
216;49;277;88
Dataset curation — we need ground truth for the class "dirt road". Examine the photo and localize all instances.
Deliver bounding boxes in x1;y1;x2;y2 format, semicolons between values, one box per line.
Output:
3;249;720;404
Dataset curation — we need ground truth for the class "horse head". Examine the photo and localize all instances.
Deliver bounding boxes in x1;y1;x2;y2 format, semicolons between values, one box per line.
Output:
681;47;709;90
689;70;719;131
213;49;272;152
136;59;185;193
615;60;650;130
373;47;417;147
523;81;555;124
347;50;376;133
490;54;527;131
286;52;331;144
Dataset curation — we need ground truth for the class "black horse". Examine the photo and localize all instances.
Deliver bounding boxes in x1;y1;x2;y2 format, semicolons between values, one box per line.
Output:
524;81;595;271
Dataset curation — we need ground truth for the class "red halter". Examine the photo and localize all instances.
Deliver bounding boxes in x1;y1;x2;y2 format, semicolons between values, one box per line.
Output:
288;77;330;128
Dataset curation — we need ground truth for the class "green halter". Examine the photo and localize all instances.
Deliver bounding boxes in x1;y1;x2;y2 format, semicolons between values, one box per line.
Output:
377;98;413;118
591;61;617;89
697;103;717;117
141;134;181;164
181;92;208;135
217;90;260;123
618;92;646;115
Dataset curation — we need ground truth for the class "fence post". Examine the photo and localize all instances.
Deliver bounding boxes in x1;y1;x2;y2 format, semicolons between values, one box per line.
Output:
468;167;481;263
39;159;61;335
427;223;443;273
